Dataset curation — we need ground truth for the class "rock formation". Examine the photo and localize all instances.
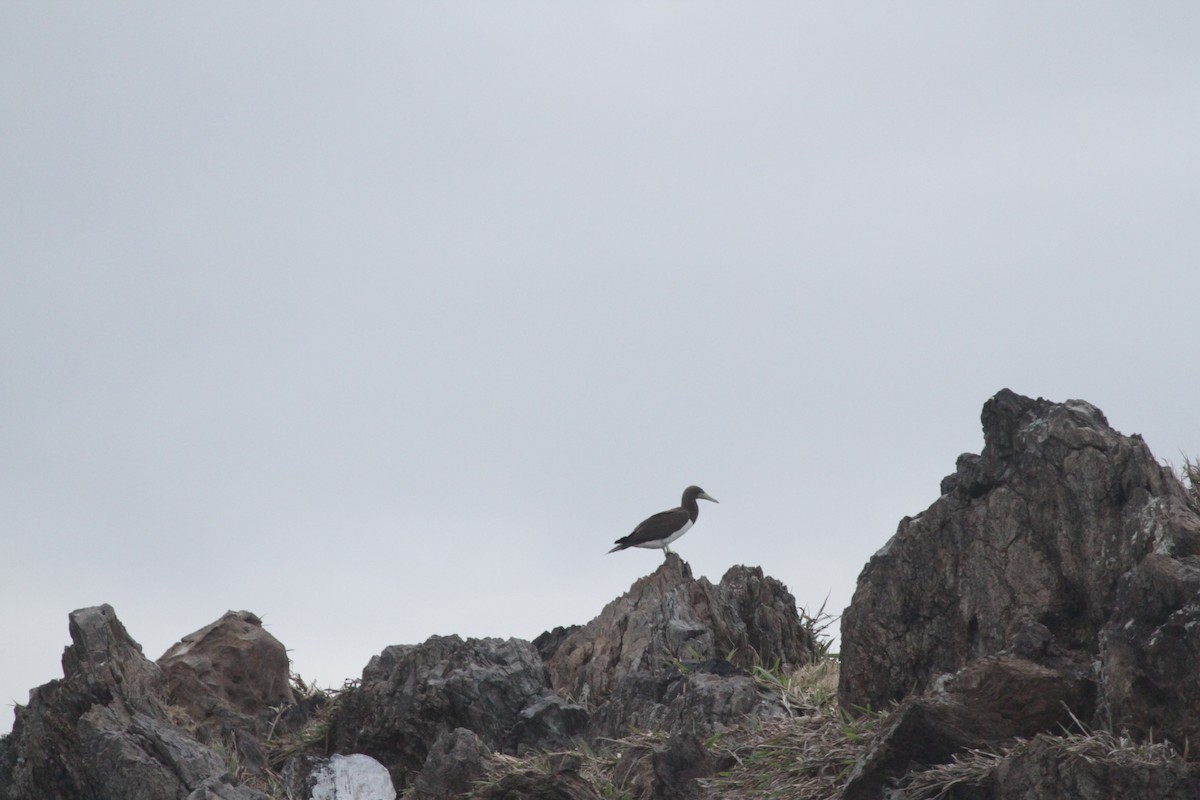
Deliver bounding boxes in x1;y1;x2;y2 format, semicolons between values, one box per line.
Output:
0;605;269;800
327;634;587;791
839;389;1200;798
7;389;1200;799
326;555;813;795
544;556;813;712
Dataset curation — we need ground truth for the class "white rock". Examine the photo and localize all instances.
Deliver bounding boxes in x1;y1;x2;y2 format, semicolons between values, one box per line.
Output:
309;753;396;800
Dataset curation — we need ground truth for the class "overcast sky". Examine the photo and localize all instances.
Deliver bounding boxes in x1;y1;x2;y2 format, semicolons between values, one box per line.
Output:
3;5;1199;734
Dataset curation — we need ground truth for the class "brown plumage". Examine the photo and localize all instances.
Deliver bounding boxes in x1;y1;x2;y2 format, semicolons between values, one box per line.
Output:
608;485;719;556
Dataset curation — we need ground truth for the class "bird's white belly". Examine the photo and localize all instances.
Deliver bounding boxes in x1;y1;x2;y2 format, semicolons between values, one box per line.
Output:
633;519;693;548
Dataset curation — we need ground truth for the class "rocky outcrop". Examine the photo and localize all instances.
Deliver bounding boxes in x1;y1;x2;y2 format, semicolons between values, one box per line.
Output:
839;389;1200;798
0;605;268;800
13;389;1200;800
322;558;810;796
546;556;812;710
328;635;587;791
1;558;810;800
841;389;1200;712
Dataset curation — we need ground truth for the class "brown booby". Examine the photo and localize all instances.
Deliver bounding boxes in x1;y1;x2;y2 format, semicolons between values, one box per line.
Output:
607;485;719;557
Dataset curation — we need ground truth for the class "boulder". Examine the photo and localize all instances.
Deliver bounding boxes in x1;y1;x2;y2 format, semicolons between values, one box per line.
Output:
328;635;587;791
545;556;813;709
410;728;492;800
281;753;396;800
840;389;1200;712
158;610;295;728
0;605;264;800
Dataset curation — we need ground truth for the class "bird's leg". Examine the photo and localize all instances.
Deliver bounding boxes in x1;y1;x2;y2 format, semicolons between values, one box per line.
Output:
663;544;672;557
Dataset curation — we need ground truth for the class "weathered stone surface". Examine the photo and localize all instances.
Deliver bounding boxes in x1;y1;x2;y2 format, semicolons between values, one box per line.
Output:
0;605;259;800
588;661;788;740
281;753;396;800
1100;552;1200;750
546;556;812;709
158;610;295;728
532;625;582;663
329;635;587;791
840;389;1200;712
843;656;1094;800
410;728;491;800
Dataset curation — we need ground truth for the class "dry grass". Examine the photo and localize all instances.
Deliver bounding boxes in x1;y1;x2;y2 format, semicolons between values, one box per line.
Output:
700;660;890;800
903;727;1186;800
477;730;669;799
1179;455;1200;509
263;674;354;769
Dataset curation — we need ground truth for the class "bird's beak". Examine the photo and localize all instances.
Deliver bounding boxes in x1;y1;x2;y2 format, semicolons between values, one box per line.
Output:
699;492;719;504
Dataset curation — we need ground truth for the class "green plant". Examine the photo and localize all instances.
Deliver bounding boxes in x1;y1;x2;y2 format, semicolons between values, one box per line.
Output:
800;595;840;661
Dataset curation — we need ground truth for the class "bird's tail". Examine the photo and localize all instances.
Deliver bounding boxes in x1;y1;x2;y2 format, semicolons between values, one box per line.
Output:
607;539;629;554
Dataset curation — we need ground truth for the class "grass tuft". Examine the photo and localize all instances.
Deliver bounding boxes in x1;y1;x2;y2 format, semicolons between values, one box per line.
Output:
903;728;1185;800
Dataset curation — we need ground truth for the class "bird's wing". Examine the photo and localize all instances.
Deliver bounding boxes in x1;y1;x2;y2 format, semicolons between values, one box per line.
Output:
623;507;689;545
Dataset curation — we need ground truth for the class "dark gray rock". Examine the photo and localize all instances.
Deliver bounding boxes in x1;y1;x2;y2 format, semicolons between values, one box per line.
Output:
532;625;582;662
411;728;491;800
329;635;587;791
0;605;261;800
1100;552;1200;750
588;662;787;740
840;389;1200;712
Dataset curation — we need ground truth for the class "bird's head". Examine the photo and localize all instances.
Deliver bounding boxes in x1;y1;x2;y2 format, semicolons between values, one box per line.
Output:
684;485;719;504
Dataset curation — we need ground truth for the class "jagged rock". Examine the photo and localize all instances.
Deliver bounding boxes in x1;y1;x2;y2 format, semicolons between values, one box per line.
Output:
532;625;582;662
1100;552;1200;749
158;610;295;729
843;656;1094;800
410;728;491;800
0;605;263;800
329;635;587;791
281;753;396;800
588;661;788;740
545;556;812;709
840;389;1200;712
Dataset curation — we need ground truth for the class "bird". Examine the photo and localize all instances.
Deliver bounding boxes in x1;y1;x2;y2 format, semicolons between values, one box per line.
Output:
608;485;719;557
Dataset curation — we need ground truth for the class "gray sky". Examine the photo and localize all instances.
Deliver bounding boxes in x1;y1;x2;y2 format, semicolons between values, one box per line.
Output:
3;5;1199;733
